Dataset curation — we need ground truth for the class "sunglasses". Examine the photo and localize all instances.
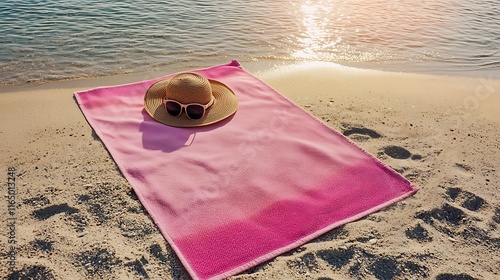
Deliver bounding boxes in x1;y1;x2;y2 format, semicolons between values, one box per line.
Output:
163;96;215;120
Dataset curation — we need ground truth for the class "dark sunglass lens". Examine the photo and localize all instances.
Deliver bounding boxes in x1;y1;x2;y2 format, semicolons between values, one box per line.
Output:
186;105;204;119
165;101;182;116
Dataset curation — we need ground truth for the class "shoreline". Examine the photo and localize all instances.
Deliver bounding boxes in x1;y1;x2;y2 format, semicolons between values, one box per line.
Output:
2;58;499;90
1;61;499;279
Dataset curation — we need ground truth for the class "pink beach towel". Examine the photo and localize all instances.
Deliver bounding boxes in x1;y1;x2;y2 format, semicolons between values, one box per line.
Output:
75;60;417;280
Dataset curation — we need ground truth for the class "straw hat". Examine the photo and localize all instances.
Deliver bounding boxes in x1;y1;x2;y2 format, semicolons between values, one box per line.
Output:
144;72;238;127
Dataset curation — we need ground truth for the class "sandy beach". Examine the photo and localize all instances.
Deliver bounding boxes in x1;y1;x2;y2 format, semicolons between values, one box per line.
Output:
1;62;499;279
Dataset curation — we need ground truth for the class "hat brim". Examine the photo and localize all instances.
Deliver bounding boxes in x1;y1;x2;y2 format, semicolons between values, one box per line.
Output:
144;78;238;127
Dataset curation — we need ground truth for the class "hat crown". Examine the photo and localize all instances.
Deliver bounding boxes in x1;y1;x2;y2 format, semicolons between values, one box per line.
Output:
166;73;212;104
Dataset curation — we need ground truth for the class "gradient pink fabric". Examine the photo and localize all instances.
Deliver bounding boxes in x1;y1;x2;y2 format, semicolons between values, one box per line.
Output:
75;60;418;280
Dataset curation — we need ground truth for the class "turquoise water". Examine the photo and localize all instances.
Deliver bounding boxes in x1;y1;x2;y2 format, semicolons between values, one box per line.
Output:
1;0;499;85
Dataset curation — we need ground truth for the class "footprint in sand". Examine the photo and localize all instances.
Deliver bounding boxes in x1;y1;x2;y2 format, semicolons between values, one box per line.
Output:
314;246;430;279
32;203;79;220
30;239;54;252
416;203;467;227
316;246;355;269
341;125;425;161
415;188;499;248
74;247;121;275
343;127;382;140
453;162;474;177
446;187;486;212
382;146;412;160
7;265;56;279
149;244;168;264
435;273;477;280
125;258;149;278
405;223;432;242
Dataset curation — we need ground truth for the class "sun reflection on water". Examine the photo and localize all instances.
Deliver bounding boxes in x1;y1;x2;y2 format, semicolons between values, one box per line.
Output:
291;0;452;64
293;0;341;60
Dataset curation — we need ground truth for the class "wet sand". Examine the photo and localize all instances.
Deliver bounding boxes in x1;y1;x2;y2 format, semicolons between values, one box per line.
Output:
1;62;499;279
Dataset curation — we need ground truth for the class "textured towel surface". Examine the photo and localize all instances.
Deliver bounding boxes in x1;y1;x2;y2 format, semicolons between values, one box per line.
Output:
75;60;418;280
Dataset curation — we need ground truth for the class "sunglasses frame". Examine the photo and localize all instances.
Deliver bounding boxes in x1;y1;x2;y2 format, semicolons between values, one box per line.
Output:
163;96;215;119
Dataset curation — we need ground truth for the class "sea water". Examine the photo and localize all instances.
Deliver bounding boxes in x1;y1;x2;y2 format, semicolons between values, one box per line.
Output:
1;0;499;85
